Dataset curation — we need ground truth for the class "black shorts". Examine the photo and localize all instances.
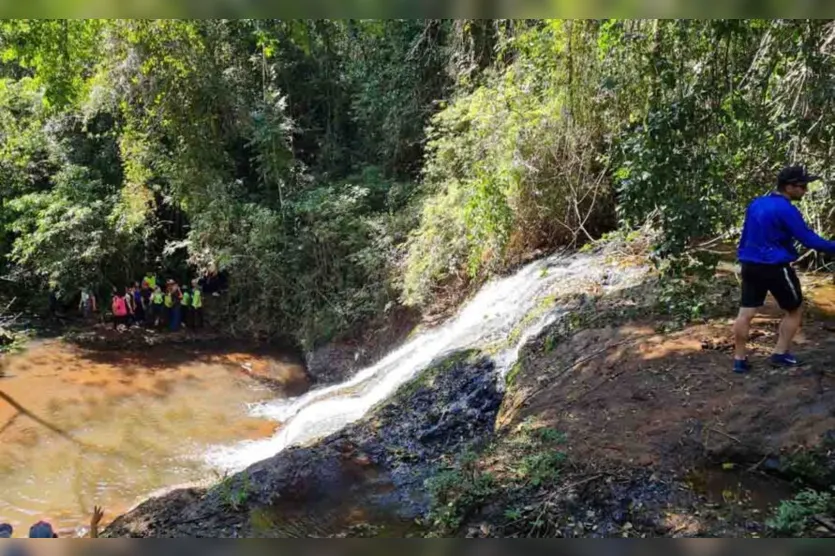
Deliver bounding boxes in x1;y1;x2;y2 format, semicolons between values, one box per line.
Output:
740;262;803;311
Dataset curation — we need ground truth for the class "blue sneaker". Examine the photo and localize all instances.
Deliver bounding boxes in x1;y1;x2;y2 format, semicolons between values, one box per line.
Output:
770;353;801;367
733;358;751;374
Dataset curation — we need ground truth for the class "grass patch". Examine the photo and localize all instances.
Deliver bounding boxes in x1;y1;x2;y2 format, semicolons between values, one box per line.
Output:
424;449;498;536
422;417;569;536
216;471;252;512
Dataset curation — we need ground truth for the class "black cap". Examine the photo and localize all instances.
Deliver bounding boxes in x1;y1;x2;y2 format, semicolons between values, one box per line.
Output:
778;165;821;187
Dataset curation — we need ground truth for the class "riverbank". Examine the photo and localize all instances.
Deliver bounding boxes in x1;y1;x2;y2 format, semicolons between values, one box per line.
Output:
102;261;835;537
104;350;502;537
465;272;835;538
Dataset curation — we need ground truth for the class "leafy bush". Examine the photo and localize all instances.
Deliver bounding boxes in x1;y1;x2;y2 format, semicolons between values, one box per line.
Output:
517;451;567;487
6;18;835;346
611;20;835;264
767;489;834;536
403;21;614;306
425;464;497;535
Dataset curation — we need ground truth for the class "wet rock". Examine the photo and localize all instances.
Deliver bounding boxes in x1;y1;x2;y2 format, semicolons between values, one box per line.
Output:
305;343;365;385
305;306;420;386
762;456;781;472
105;350;502;538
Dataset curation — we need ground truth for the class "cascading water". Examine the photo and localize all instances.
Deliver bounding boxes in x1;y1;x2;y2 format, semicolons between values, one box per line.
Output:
207;250;647;470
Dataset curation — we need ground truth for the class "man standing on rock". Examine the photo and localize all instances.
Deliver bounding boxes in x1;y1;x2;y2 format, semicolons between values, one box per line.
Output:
733;165;835;373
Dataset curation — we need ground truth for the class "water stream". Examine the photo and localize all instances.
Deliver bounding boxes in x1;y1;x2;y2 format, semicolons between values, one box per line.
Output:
209;250;648;470
0;340;306;535
0;249;647;535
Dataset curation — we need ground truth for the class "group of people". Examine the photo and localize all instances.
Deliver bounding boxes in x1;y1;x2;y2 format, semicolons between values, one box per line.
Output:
0;506;103;538
107;273;205;332
76;272;207;332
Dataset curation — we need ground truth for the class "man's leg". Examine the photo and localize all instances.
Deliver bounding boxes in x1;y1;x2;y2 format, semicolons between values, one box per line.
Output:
774;306;802;355
733;307;759;360
770;264;804;365
735;262;767;365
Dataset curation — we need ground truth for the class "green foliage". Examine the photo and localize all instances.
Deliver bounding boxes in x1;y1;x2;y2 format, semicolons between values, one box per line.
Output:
5;18;835;347
424;451;497;535
0;327;27;358
611;20;835;264
508;419;568;487
403;21;615;306
534;427;567;445
421;418;569;536
516;451;567;487
0;19;103;108
767;489;834;536
0;19;443;345
505;361;523;387
779;439;835;488
217;472;251;512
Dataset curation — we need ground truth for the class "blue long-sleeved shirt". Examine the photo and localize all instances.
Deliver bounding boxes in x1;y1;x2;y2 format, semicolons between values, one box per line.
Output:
738;192;835;264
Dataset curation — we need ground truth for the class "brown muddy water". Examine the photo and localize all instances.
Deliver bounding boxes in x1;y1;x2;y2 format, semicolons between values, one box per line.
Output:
0;339;307;536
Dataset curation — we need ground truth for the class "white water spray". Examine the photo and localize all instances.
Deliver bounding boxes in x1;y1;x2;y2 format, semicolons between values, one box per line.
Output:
207;250;646;470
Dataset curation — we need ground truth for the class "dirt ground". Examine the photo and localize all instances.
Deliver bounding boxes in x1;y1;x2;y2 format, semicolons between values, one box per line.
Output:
460;275;835;538
505;276;835;478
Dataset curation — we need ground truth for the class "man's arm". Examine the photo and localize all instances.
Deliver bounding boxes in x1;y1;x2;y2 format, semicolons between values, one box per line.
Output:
783;204;835;252
90;506;103;538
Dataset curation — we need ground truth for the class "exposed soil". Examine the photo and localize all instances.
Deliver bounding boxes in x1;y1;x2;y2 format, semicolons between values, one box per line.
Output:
506;294;835;473
473;276;835;538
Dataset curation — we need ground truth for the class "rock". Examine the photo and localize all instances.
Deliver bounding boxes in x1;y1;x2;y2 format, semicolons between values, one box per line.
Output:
105;350;502;538
305;306;420;386
762;456;781;472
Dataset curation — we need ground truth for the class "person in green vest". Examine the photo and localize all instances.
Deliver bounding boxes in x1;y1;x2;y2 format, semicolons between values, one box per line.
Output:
143;272;157;291
182;286;192;329
164;281;174;330
191;279;204;330
167;281;183;332
152;285;165;328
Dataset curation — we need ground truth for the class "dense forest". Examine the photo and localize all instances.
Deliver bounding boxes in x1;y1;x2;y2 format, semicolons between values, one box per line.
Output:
1;19;835;348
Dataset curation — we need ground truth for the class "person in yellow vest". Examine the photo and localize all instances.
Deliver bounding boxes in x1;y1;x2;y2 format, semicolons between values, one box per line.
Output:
164;280;183;332
164;281;175;330
152;285;165;328
143;272;157;291
191;279;204;330
182;287;192;329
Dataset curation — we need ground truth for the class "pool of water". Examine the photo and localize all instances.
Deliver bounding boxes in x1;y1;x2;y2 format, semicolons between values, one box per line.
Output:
687;466;795;512
0;339;306;536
